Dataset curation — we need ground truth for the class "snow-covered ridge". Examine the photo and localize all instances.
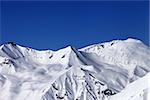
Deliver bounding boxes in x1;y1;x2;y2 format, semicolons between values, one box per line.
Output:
0;38;149;100
80;38;150;77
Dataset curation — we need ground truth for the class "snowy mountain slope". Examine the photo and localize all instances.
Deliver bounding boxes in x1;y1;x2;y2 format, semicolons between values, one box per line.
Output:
109;72;150;100
80;38;150;79
0;38;149;100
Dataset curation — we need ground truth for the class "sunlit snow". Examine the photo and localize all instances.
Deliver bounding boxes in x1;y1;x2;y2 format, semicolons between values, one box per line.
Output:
0;38;150;100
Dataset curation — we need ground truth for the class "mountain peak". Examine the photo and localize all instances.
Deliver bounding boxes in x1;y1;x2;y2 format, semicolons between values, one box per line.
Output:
6;41;17;45
124;38;142;43
0;39;149;100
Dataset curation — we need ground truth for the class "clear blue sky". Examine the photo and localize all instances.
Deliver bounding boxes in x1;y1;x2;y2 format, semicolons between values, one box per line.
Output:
1;1;149;50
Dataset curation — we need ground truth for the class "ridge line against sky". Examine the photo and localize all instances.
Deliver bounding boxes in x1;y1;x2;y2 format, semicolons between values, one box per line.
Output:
0;1;149;50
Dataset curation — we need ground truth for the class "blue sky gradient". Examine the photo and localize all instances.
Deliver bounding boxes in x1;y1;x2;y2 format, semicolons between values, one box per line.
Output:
1;1;149;50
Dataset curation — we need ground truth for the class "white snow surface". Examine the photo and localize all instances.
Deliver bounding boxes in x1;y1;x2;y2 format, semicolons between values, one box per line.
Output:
0;38;150;100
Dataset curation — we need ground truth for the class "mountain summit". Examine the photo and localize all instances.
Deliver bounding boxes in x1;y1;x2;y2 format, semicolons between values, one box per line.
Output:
0;38;150;100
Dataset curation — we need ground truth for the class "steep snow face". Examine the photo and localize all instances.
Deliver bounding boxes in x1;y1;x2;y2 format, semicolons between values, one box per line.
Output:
0;39;149;100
